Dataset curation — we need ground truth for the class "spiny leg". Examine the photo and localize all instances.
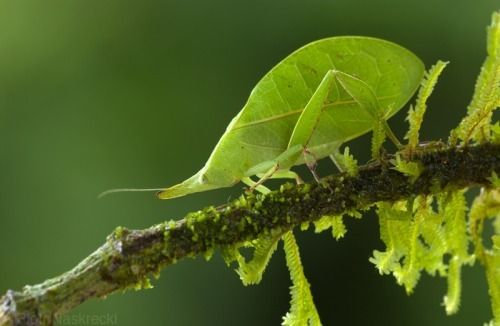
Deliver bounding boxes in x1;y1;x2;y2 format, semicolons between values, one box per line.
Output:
288;70;336;151
285;70;340;183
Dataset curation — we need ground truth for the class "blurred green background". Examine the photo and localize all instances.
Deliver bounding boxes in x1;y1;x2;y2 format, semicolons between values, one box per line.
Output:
0;1;498;325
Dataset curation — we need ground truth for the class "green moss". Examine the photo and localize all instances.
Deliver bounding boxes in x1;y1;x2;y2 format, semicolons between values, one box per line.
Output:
113;226;126;239
96;144;498;324
488;172;500;188
133;276;153;290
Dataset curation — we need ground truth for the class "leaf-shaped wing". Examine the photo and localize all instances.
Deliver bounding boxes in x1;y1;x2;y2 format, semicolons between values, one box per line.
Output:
158;36;424;199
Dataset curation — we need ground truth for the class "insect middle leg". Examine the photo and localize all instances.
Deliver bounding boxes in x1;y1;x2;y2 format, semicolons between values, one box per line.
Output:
242;177;271;194
243;164;306;194
256;170;304;184
242;163;279;194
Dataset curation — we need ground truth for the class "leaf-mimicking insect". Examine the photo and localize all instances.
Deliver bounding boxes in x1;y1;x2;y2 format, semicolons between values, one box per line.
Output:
102;36;424;199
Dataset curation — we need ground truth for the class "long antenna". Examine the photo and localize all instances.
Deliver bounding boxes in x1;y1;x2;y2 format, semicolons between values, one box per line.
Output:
98;188;164;199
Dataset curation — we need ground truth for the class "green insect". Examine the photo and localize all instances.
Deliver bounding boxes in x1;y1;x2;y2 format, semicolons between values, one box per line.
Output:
103;36;424;199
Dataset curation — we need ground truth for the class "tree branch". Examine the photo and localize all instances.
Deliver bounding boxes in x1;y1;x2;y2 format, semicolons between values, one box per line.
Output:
1;143;499;326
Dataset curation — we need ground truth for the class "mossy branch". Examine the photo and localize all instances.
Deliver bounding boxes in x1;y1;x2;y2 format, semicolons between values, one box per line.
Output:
0;143;499;326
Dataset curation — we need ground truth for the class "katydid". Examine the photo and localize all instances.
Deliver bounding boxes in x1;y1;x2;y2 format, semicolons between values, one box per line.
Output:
102;36;424;199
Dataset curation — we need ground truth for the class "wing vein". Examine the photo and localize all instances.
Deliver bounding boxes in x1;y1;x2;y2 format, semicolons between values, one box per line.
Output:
233;94;399;131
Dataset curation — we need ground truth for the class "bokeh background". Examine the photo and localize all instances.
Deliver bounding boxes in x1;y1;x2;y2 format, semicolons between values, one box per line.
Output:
0;1;498;325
